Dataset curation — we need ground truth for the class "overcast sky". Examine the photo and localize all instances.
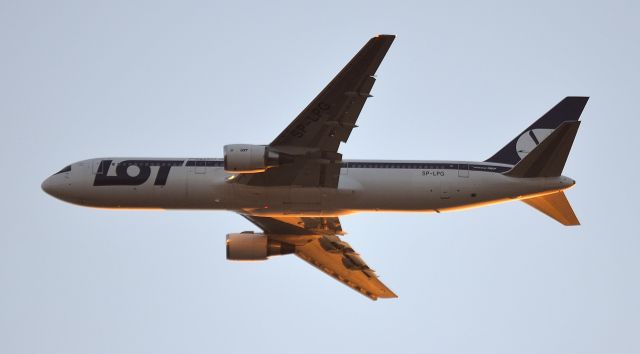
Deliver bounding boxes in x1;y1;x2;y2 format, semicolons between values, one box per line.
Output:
1;1;639;353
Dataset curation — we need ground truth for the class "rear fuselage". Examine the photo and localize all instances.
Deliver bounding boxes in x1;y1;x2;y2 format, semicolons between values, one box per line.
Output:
42;158;575;216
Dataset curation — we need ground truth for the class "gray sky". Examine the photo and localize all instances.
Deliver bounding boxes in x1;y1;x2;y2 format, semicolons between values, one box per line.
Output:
1;1;639;353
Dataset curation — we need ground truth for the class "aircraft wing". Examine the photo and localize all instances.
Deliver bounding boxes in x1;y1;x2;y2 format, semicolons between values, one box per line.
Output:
242;215;397;300
237;35;395;188
271;34;395;153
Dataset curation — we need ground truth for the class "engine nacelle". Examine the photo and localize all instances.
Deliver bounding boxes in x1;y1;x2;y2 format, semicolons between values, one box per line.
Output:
223;144;279;173
226;232;294;261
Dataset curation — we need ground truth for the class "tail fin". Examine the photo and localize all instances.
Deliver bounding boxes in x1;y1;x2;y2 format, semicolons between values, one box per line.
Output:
504;121;580;178
486;97;588;165
522;191;580;226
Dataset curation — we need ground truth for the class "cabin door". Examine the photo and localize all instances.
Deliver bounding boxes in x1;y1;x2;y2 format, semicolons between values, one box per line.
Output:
458;164;469;178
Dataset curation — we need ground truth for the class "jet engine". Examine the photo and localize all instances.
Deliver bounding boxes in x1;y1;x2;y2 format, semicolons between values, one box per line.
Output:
226;232;295;261
223;144;280;173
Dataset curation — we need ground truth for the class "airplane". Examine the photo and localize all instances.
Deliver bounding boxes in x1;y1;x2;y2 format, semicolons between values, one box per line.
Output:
42;35;588;300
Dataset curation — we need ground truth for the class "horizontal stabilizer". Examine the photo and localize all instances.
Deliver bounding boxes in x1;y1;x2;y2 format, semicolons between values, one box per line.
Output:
522;191;580;226
505;121;580;178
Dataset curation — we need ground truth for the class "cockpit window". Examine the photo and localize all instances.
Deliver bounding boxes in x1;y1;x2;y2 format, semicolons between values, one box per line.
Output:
53;165;71;175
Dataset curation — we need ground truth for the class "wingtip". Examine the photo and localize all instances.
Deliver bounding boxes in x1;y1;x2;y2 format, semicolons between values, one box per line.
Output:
378;288;398;299
367;293;398;301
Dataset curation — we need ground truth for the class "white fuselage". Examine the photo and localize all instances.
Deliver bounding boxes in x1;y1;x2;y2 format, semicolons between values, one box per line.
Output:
42;158;576;216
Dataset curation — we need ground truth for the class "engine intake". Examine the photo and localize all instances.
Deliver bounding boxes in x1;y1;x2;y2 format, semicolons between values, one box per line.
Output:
223;144;280;173
226;232;295;261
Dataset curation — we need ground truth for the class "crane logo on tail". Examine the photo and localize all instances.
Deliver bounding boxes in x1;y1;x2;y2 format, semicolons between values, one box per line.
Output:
515;128;554;159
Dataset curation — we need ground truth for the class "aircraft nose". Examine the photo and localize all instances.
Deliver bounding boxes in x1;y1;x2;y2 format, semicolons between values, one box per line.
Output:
41;177;51;194
41;176;64;198
42;165;73;200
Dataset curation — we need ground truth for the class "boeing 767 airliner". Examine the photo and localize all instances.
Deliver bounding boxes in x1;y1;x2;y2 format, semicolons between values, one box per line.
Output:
42;35;587;300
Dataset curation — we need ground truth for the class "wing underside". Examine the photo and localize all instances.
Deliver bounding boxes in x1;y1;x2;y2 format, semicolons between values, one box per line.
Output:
242;215;396;300
293;234;397;300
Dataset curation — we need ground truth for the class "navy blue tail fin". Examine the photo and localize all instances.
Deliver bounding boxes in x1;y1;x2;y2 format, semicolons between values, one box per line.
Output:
486;97;589;165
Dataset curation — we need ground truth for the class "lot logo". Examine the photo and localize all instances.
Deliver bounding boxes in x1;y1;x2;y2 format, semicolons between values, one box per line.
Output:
93;159;184;186
515;128;553;159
